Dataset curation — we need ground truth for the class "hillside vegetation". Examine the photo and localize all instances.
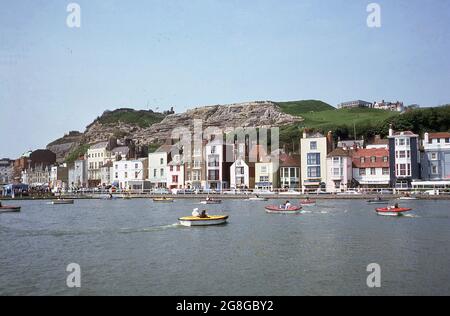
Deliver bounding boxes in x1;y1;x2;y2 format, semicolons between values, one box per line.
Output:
93;108;165;128
278;100;450;152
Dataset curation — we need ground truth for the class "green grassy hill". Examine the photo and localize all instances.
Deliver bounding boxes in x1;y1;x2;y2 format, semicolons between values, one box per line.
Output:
92;108;165;128
277;100;335;115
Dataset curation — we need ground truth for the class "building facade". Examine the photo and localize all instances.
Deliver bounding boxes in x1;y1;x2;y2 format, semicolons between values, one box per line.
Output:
300;131;331;192
205;139;233;191
388;127;420;188
279;154;300;189
148;145;172;188
326;148;353;193
421;132;450;181
68;158;88;189
112;158;149;190
87;141;113;186
352;147;390;188
50;165;69;192
0;158;14;185
167;153;185;190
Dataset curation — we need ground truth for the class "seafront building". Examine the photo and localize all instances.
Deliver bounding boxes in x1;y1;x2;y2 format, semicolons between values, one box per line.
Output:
388;126;421;189
419;132;450;185
205;138;233;191
0;158;14;185
300;131;332;192
112;158;149;191
326;147;353;193
50;164;69;192
167;151;184;190
279;153;300;189
148;144;172;189
352;147;390;188
68;158;88;189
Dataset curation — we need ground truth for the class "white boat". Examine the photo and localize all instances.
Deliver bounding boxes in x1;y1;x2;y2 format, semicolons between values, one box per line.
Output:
178;215;229;227
398;196;418;200
265;205;302;214
200;199;222;205
52;199;74;205
248;197;268;201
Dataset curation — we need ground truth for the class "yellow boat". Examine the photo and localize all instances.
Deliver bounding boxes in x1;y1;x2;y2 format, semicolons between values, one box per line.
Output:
153;197;174;202
178;215;229;227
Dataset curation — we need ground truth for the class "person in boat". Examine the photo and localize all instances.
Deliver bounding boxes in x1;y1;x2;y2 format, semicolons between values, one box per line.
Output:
284;200;292;210
200;210;208;218
390;203;399;209
192;208;200;217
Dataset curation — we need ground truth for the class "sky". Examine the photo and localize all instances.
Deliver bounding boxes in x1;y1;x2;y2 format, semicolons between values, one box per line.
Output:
1;0;449;158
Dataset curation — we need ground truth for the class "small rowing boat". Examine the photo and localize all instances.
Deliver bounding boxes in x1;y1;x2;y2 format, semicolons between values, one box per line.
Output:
52;199;74;205
367;199;390;204
0;206;21;213
178;215;229;227
300;199;316;206
375;207;412;216
153;197;174;202
265;205;302;214
200;199;222;205
398;196;418;200
248;197;268;201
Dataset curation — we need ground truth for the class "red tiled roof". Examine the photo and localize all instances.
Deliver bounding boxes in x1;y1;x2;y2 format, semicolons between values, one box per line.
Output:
327;147;352;158
352;148;389;168
429;132;450;139
279;154;300;166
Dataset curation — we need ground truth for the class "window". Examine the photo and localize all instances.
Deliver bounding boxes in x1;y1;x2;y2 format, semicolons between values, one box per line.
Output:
333;168;340;176
237;167;245;175
370;156;376;163
431;153;438;160
446;138;450;144
186;171;191;181
115;165;118;170
407;150;410;158
135;172;139;179
310;141;317;150
177;166;180;172
208;170;219;181
124;164;128;169
399;164;406;176
160;169;164;177
307;153;320;165
370;168;376;175
399;138;405;146
359;168;366;176
333;157;340;164
431;165;438;175
383;156;388;162
153;169;157;177
307;166;320;178
135;164;139;169
160;158;164;165
406;138;410;146
290;168;297;178
259;176;269;182
115;172;118;179
124;172;128;179
211;146;216;154
172;175;178;183
360;157;365;163
170;166;173;172
261;166;268;174
399;151;406;158
382;168;389;175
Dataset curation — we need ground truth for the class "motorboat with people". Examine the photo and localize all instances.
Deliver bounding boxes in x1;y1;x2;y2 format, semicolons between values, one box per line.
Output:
200;197;222;205
265;201;302;214
179;208;229;226
153;197;174;203
375;204;412;217
0;202;21;213
52;199;75;205
300;198;316;206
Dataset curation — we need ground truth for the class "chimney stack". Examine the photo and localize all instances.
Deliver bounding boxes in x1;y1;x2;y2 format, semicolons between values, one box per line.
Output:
389;124;393;137
424;132;429;144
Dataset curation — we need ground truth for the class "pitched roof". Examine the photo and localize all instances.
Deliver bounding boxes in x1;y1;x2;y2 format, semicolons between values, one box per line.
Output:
327;147;352;158
279;154;300;167
429;132;450;139
352;148;389;168
90;141;108;149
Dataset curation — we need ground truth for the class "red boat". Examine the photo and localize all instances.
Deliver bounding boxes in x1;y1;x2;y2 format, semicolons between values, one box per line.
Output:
300;199;316;206
375;207;412;216
0;206;21;213
265;205;302;214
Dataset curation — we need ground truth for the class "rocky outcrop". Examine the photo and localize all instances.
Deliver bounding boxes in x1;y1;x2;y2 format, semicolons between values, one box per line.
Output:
48;101;303;161
46;131;84;163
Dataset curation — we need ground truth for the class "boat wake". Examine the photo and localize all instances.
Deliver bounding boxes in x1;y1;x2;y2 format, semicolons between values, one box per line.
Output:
402;213;420;218
118;223;181;234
